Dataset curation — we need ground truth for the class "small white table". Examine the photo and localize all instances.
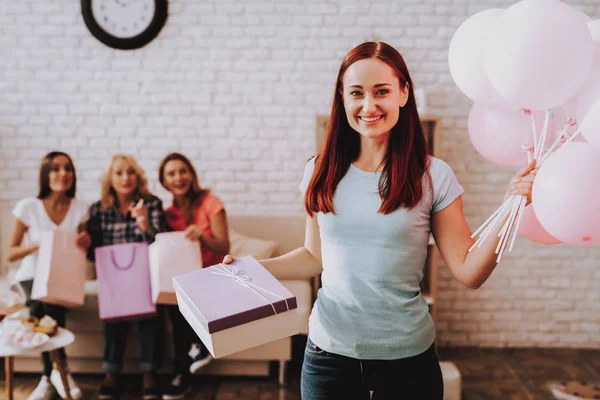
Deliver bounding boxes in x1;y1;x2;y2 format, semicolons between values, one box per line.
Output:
0;327;75;400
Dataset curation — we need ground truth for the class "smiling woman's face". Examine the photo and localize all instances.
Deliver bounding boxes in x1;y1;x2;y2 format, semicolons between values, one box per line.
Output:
162;159;193;197
342;57;409;140
47;155;74;193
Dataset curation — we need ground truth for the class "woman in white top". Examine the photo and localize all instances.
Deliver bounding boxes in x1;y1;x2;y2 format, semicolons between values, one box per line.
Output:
6;151;90;400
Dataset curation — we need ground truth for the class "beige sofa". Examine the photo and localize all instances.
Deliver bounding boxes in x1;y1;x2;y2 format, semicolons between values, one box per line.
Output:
3;214;311;386
1;210;461;398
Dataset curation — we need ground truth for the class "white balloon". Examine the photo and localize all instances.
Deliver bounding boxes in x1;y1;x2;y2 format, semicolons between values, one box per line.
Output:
576;20;600;123
448;9;504;104
484;0;594;110
579;97;600;146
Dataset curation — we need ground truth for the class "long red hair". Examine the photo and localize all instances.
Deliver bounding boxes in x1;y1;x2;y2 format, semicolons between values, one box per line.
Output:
305;42;430;216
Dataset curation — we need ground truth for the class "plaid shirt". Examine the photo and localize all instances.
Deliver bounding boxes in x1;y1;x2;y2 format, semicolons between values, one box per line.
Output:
87;195;166;261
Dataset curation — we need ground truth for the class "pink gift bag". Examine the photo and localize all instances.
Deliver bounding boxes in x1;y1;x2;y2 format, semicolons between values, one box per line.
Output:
94;242;156;320
32;231;87;307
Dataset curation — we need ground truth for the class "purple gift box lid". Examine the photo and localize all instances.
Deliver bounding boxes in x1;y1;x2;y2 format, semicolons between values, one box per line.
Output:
173;256;297;334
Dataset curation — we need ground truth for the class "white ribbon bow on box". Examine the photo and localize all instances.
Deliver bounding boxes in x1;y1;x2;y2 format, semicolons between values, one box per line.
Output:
211;264;291;315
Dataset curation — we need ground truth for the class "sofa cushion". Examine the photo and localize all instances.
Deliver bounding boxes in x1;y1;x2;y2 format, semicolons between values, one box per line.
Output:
229;230;278;260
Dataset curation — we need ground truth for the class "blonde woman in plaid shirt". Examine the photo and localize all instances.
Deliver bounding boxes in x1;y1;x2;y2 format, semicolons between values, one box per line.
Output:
87;154;166;400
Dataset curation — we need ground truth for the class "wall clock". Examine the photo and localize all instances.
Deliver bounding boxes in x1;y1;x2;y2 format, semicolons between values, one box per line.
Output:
81;0;168;50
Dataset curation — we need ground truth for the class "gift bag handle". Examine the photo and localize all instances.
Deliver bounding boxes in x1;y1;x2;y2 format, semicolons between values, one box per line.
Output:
110;247;137;271
101;247;136;310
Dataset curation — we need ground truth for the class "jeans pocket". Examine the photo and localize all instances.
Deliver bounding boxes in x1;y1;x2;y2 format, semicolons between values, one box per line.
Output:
305;337;326;356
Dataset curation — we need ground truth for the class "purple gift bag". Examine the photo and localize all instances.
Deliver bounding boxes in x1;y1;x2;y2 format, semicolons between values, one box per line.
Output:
95;242;156;320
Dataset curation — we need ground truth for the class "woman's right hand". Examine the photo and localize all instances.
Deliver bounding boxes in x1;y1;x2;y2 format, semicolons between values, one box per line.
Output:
7;218;39;263
129;199;149;232
184;224;203;241
223;254;235;264
75;232;91;251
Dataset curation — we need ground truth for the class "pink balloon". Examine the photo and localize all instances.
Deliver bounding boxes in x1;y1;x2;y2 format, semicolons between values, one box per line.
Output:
575;9;592;23
518;204;561;244
532;142;600;246
468;103;534;166
484;0;593;110
572;22;600;126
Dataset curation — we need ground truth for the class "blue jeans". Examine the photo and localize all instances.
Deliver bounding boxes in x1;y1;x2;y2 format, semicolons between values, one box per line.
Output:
159;305;208;376
103;316;162;372
301;337;444;400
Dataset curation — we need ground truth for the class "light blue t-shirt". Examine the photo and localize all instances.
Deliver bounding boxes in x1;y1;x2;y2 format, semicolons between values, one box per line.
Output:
299;156;464;360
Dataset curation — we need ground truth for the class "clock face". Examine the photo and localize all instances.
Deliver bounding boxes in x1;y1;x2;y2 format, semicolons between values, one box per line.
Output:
91;0;156;39
81;0;167;50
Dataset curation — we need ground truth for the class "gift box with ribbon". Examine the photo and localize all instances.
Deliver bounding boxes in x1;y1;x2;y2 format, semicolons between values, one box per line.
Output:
173;255;299;358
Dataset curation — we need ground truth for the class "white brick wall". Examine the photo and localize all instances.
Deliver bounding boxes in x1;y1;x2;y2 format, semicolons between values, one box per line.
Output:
1;0;599;348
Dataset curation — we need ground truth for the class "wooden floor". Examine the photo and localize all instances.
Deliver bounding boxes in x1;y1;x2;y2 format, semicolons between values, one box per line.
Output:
3;344;600;399
4;374;299;400
438;347;600;400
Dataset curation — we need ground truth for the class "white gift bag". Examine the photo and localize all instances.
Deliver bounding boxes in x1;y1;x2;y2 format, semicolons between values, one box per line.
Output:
149;232;203;305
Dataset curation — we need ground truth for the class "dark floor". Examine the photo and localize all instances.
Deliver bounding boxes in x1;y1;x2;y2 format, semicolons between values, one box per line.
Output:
3;338;600;399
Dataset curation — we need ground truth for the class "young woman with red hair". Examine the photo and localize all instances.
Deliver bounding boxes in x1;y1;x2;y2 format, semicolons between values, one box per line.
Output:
225;41;535;399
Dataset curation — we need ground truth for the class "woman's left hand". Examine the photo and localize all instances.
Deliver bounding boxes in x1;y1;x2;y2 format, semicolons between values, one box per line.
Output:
184;224;203;241
130;199;149;232
506;159;538;206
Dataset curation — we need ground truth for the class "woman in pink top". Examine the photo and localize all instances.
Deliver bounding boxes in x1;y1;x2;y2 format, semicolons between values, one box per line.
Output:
158;152;230;399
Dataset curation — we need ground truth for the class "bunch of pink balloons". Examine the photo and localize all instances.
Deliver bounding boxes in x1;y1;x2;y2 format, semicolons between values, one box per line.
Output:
449;0;600;247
